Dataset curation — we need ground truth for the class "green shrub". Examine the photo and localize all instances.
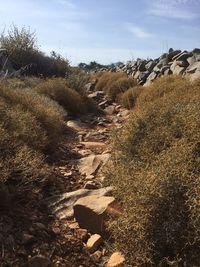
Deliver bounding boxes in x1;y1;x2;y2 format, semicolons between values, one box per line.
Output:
34;78;87;116
119;86;143;109
106;77;200;266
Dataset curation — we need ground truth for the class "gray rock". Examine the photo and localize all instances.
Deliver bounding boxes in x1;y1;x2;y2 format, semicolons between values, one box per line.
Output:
176;60;189;68
186;61;200;74
168;49;181;61
145;61;156;72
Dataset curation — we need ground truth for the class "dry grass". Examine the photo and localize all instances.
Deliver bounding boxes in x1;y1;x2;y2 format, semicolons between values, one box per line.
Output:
106;76;200;266
95;72;126;92
34;78;87;116
119;86;143;109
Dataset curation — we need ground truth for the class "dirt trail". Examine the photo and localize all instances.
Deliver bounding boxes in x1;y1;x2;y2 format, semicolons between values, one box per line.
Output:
0;88;129;267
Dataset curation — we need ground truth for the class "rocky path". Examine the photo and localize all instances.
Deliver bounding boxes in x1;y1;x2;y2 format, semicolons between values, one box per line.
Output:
41;89;129;266
0;88;128;267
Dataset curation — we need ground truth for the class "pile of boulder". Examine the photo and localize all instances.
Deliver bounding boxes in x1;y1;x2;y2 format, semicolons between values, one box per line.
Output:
98;48;200;86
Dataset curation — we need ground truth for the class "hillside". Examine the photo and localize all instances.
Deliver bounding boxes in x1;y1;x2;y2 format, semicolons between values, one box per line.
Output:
0;30;200;266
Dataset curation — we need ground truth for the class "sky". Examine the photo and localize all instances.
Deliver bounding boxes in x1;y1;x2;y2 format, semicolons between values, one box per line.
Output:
0;0;200;65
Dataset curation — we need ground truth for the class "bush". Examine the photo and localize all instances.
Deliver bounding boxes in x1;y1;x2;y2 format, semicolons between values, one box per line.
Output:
0;81;65;151
107;77;137;101
0;98;49;192
119;86;143;109
106;77;200;266
0;25;69;76
136;75;191;108
34;78;87;116
95;72;126;92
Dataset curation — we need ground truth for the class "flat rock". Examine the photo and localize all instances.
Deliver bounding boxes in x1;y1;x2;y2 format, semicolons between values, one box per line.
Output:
106;252;125;267
66;120;86;131
43;187;113;220
74;195;115;234
86;234;103;253
76;153;110;176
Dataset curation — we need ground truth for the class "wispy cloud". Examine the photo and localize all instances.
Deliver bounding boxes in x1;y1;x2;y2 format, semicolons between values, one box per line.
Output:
148;0;200;19
126;23;154;39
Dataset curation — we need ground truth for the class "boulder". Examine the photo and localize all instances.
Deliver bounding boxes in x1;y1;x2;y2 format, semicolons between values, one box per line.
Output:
145;61;156;72
105;105;116;115
74;195;115;234
176;60;189;68
66;120;86;131
168;49;181;61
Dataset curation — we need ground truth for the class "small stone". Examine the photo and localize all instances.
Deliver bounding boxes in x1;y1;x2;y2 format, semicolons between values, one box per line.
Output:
106;252;125;267
86;234;103;253
28;255;51;267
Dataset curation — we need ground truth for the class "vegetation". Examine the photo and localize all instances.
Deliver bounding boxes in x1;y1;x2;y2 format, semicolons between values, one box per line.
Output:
0;25;69;76
119;86;143;109
106;76;200;266
95;72;137;101
34;78;87;116
0;80;67;199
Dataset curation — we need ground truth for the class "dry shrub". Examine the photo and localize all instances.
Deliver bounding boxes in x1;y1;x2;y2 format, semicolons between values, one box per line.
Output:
119;86;143;109
107;77;137;101
136;75;191;108
106;77;200;266
95;72;126;92
0;82;65;151
0;98;49;195
35;78;87;116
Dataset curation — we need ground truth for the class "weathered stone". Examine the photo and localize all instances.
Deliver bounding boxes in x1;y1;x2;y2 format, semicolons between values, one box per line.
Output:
186;61;200;74
28;255;50;267
74;195;115;233
77;153;110;176
168;49;181;61
157;58;168;69
176;60;189;68
44;186;113;219
84;181;99;190
145;61;156;72
86;234;103;253
106;252;125;267
138;61;146;71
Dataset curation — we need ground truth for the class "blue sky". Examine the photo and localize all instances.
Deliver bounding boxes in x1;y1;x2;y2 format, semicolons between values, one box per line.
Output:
0;0;200;65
